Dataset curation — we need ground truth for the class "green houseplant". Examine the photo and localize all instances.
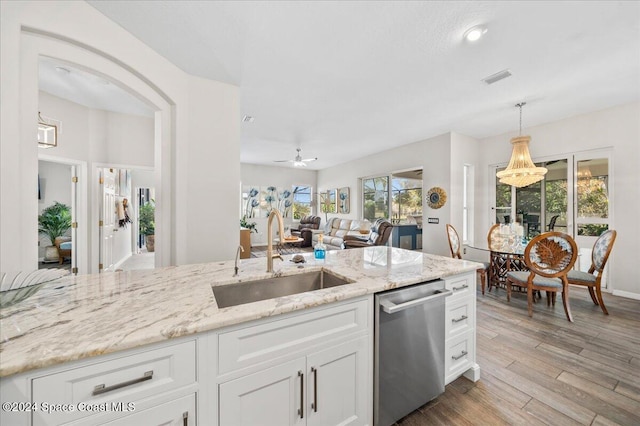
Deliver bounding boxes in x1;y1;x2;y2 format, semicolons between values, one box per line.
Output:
139;200;156;252
240;216;257;233
38;201;72;262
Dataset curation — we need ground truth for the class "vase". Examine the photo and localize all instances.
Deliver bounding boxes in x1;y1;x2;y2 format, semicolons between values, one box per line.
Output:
146;235;155;252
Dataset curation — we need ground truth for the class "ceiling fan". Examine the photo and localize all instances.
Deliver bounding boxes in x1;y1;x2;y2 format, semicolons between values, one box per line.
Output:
274;148;317;167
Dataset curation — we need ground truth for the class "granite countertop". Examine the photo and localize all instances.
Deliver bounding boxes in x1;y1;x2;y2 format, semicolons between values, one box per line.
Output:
0;247;481;377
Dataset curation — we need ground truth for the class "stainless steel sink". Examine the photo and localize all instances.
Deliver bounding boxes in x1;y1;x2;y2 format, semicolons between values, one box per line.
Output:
212;270;353;308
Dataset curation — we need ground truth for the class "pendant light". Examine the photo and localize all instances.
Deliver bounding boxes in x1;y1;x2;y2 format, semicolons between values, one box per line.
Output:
496;102;547;187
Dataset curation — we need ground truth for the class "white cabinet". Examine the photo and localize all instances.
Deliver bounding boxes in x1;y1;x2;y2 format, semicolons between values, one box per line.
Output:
219;337;368;426
219;358;306;426
443;272;480;385
216;298;372;426
306;337;368;426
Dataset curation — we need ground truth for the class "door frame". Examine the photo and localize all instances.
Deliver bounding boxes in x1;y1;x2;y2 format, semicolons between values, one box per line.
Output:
38;154;88;275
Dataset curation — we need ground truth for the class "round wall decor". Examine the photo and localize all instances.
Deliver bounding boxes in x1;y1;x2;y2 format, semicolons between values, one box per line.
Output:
426;187;447;209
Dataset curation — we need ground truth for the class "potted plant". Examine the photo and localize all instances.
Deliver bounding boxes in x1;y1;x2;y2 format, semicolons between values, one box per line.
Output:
38;201;72;262
240;216;258;233
139;200;155;252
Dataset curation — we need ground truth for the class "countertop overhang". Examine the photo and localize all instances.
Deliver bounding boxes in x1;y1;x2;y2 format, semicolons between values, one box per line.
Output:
0;247;482;377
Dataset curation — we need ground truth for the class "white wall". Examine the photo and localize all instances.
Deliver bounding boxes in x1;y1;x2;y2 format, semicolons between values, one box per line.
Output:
241;163;317;246
1;1;240;273
476;102;640;298
37;160;72;258
178;75;240;264
317;133;453;256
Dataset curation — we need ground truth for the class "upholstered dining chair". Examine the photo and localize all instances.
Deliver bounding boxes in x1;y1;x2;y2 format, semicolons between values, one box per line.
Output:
567;230;616;315
446;224;489;295
506;232;578;322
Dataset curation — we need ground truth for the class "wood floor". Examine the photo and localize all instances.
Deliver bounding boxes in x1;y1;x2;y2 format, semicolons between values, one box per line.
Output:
397;285;640;426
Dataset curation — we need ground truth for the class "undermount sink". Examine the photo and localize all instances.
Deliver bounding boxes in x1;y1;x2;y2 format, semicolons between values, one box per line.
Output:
212;270;353;308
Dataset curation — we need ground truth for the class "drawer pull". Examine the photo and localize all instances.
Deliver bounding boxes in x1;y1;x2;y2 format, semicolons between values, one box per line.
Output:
452;284;469;291
298;371;304;419
92;370;153;396
452;315;468;323
183;411;188;426
452;350;468;361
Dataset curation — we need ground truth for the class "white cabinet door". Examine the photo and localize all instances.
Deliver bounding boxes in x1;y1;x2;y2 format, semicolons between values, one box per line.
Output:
219;358;306;426
306;336;369;426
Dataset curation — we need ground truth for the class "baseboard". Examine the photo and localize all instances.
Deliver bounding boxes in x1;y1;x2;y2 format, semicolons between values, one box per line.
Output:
611;289;640;301
113;253;132;271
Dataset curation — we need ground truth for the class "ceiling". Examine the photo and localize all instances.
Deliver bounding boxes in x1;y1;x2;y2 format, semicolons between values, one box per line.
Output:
84;1;639;169
39;57;154;118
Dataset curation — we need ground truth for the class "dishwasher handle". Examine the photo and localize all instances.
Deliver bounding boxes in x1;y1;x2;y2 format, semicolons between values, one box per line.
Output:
379;289;452;314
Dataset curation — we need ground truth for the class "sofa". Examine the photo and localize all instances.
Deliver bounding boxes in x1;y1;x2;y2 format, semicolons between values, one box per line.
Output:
291;215;321;247
343;218;393;249
311;217;374;250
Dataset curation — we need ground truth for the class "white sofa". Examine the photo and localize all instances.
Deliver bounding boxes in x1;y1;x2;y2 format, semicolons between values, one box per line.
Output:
312;217;370;250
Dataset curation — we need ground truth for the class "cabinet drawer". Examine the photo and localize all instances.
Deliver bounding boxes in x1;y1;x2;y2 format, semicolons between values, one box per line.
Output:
32;340;196;426
444;273;473;301
445;331;474;384
218;299;368;375
445;298;474;338
103;393;196;426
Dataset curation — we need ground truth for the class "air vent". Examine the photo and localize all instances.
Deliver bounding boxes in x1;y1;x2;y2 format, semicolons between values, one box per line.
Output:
482;69;512;85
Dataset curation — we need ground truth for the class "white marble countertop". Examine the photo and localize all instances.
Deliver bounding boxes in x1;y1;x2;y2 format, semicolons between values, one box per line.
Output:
0;247;481;377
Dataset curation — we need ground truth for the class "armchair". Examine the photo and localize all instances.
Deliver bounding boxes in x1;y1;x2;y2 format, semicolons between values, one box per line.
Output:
291;215;321;247
342;218;393;249
54;236;72;265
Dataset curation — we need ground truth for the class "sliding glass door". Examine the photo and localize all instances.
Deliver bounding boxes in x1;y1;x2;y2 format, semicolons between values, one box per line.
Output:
493;158;571;239
491;149;613;287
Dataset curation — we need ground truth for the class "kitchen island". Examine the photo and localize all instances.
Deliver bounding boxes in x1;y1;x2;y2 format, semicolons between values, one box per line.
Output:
1;247;481;425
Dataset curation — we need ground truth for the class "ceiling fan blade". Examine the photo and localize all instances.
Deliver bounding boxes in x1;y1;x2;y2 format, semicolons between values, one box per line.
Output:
302;157;317;162
273;159;294;163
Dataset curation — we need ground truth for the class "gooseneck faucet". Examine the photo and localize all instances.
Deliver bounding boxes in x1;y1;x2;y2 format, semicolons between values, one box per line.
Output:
234;245;244;276
266;209;285;272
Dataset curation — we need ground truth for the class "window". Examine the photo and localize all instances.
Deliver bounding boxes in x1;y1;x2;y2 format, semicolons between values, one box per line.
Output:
495;159;568;239
391;177;422;223
292;185;312;219
576;158;609;236
462;164;471;243
362;176;389;221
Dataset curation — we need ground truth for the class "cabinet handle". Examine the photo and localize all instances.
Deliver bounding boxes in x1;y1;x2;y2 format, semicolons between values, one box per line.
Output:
183;411;188;426
452;315;468;323
452;350;468;361
453;284;469;291
298;370;304;419
92;370;153;396
311;366;318;412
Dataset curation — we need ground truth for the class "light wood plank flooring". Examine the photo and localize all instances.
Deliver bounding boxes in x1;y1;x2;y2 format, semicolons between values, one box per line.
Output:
397;285;640;426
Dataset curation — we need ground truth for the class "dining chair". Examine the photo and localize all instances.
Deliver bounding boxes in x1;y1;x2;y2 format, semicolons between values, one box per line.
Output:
505;232;578;322
567;229;616;315
547;214;560;231
446;224;489;295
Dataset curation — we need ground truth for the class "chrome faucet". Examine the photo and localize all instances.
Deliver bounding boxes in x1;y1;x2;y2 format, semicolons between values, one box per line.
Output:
234;245;244;276
266;209;285;272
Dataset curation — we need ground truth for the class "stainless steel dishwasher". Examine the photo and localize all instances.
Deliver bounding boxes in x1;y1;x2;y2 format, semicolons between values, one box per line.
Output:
374;280;452;426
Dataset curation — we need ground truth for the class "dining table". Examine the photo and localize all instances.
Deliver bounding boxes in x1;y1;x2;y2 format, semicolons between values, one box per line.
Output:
466;241;528;292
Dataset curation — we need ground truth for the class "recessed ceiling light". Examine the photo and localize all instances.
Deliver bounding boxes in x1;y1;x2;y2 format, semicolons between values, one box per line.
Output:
242;115;254;123
55;66;71;74
463;25;488;42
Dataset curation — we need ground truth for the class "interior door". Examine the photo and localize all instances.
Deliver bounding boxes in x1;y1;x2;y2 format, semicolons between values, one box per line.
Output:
101;168;117;272
70;165;78;274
